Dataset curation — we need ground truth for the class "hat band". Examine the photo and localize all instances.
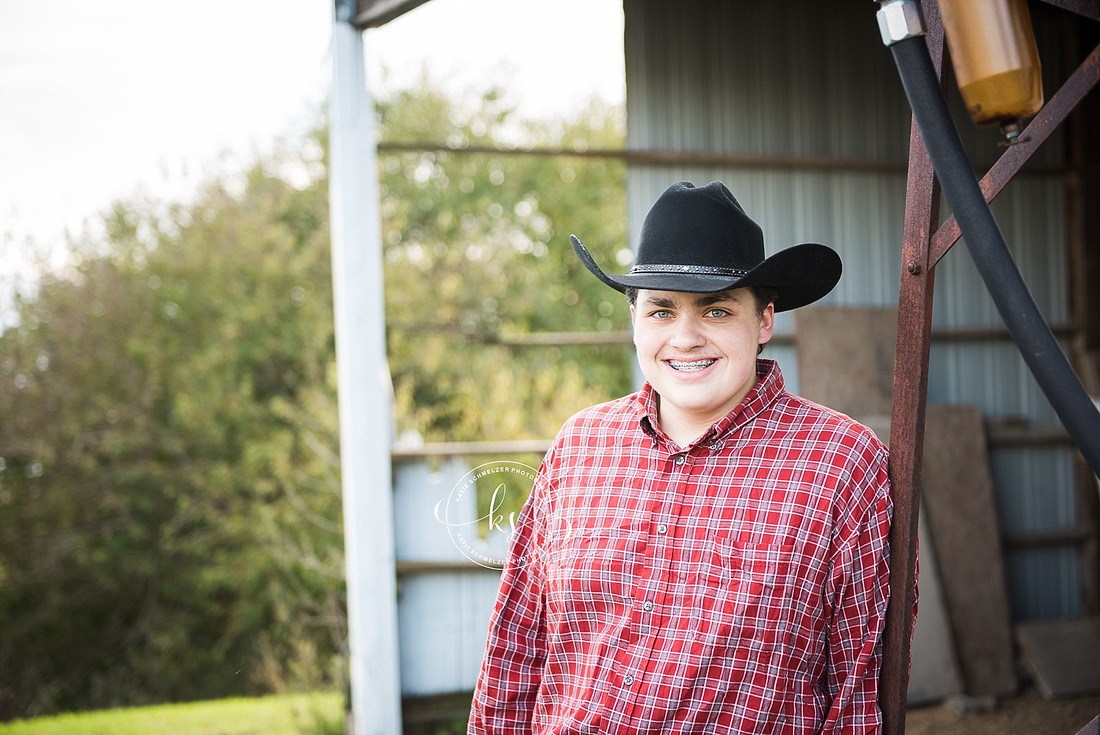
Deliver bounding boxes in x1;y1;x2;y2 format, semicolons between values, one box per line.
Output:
629;263;749;277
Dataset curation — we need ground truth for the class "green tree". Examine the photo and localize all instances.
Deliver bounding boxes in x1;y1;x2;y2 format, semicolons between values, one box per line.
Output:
0;82;630;720
378;87;632;441
0;139;342;717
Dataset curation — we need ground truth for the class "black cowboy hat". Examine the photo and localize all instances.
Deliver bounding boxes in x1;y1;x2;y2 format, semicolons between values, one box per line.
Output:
570;181;842;312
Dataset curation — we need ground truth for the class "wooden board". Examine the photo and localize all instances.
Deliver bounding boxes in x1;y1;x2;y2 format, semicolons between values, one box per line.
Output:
1016;617;1100;698
794;306;898;417
922;405;1017;696
907;506;966;704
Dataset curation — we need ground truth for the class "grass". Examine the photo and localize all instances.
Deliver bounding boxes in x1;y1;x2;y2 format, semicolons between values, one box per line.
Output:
0;692;344;735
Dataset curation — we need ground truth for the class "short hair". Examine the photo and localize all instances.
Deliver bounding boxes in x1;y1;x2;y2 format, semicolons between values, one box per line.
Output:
625;286;778;354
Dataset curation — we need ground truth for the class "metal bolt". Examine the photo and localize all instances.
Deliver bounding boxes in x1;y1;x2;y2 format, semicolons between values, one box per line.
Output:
876;0;925;46
908;262;922;275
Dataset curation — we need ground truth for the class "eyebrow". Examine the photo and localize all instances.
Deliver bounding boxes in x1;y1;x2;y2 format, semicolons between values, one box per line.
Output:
642;292;742;309
693;293;741;308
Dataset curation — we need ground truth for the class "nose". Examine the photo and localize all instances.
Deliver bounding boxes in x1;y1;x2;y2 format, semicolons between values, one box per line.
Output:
669;314;706;351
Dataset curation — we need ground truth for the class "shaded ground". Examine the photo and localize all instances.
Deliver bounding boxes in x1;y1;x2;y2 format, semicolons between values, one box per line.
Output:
404;690;1100;734
906;692;1099;735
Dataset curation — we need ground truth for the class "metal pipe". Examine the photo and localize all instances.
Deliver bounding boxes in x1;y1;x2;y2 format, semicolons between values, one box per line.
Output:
880;0;1100;509
929;42;1100;267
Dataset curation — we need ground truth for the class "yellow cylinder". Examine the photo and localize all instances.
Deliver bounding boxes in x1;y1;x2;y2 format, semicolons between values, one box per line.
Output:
938;0;1044;136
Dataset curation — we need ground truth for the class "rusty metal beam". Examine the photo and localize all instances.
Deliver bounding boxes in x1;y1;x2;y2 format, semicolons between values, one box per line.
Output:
881;2;945;733
1040;0;1100;23
929;41;1100;268
378;140;916;172
378;141;1072;177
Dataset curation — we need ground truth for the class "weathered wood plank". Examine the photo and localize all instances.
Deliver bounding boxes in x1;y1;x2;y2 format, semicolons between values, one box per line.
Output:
795;307;899;417
1017;617;1100;698
921;405;1017;696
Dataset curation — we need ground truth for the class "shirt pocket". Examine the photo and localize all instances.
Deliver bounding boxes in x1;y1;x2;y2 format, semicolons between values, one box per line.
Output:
690;540;794;654
546;521;645;617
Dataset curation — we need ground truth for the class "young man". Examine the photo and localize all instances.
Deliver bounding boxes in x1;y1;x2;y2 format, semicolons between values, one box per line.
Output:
468;181;894;734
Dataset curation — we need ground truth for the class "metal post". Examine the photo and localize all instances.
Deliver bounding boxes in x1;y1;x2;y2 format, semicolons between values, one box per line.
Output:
881;1;1100;730
882;2;945;732
329;1;403;733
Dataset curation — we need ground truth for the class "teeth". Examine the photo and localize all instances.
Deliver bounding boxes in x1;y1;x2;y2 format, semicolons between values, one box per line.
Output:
668;359;716;372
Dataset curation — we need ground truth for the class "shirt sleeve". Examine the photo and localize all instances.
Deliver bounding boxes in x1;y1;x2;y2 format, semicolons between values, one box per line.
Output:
821;444;893;735
467;460;550;735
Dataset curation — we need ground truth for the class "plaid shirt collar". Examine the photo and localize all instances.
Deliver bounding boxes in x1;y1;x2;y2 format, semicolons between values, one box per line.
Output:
637;358;785;449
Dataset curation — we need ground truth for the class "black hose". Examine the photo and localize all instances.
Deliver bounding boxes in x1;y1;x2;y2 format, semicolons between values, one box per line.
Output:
889;34;1100;478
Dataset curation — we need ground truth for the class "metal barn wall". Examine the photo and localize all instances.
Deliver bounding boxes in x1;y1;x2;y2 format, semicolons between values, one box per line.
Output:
624;0;1081;619
393;457;506;695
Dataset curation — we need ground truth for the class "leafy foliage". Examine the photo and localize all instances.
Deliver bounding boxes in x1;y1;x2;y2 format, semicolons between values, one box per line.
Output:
0;83;628;719
378;88;632;440
0;140;341;716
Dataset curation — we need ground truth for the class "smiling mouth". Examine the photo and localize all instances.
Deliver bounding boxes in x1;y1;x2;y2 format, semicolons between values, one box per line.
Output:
667;359;717;372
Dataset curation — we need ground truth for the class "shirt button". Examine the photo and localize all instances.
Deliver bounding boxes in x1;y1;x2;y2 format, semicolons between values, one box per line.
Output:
643;600;654;611
709;442;722;451
673;455;686;466
623;675;635;686
657;523;668;534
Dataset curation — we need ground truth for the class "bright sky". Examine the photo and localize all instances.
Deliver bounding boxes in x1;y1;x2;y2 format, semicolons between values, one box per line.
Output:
0;0;624;270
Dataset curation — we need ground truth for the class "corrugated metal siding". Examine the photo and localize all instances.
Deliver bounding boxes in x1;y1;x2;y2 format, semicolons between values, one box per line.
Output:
398;570;499;695
393;458;503;694
625;0;1079;618
626;1;913;160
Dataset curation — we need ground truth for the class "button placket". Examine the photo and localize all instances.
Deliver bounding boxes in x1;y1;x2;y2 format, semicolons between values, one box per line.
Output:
618;456;678;708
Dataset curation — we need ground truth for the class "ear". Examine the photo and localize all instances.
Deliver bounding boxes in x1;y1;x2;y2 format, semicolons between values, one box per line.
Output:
757;303;775;346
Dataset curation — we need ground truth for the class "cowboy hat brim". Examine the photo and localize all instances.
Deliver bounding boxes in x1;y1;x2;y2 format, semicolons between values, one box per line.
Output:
571;235;842;313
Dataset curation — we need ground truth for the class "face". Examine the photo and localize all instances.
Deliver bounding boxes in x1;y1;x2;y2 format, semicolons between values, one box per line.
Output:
631;288;774;436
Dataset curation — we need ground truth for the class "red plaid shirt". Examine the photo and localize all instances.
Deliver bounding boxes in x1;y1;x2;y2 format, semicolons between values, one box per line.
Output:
469;360;893;734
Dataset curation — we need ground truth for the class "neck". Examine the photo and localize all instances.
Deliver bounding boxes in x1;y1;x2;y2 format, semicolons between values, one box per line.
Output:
656;383;756;448
657;409;713;448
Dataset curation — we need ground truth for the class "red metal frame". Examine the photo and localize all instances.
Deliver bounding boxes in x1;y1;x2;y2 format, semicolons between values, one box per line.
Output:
880;2;1100;733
